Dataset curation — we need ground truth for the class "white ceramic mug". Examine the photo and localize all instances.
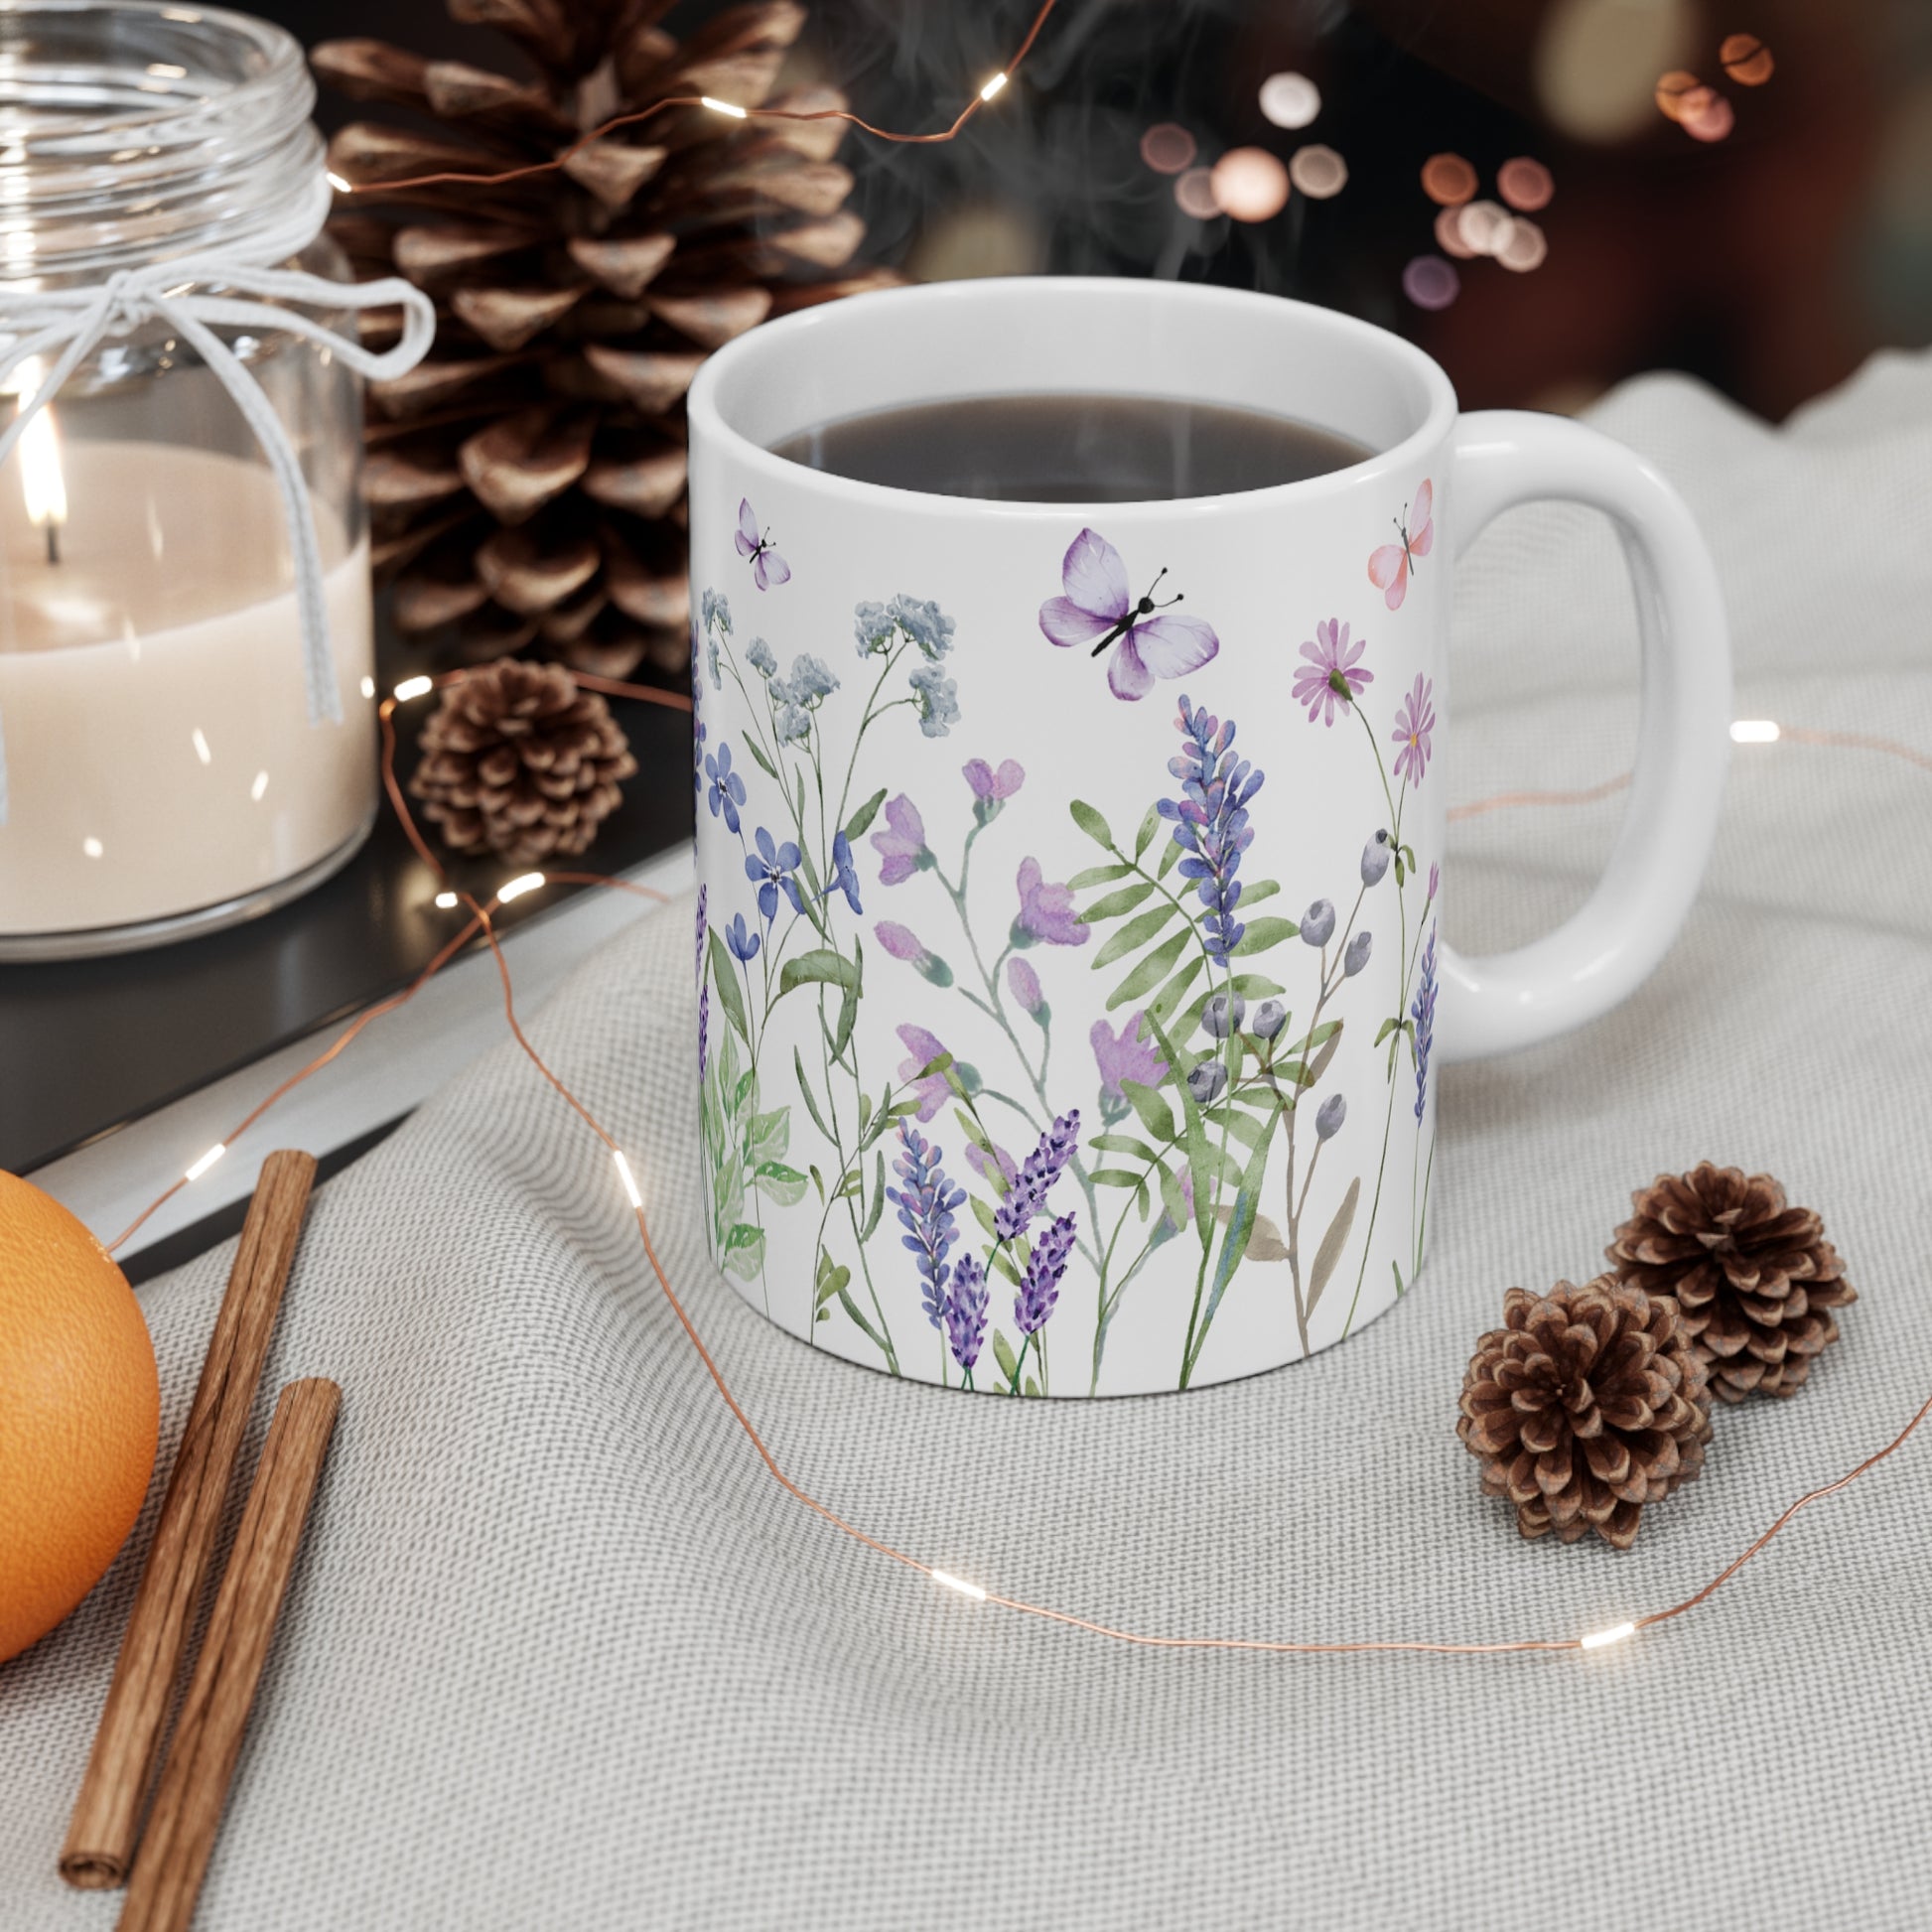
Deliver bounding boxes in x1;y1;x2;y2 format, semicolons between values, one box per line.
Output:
686;278;1728;1397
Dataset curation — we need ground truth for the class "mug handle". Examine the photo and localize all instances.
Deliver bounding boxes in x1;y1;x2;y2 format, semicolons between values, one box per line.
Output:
1438;410;1731;1063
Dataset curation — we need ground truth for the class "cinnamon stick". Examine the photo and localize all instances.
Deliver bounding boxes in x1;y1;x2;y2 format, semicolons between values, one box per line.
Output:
62;1150;318;1889
117;1380;342;1932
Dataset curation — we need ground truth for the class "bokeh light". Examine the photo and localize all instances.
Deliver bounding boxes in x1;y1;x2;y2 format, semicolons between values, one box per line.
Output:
1173;167;1220;218
1720;33;1775;85
1421;153;1478;207
1434;205;1477;259
1654;69;1702;121
1402;255;1461;311
1288;144;1348;200
1496;157;1555;212
1140;122;1197;175
1455;199;1515;257
1497;218;1549;272
1259;71;1321;130
1682;89;1735;142
1536;0;1696;143
1209;147;1291;221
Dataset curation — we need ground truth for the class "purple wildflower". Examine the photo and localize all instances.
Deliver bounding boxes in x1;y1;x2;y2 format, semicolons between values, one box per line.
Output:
1014;1211;1077;1337
823;831;863;915
1090;1012;1167;1121
887;1120;965;1331
876;920;952;985
1392;675;1436;787
1427;860;1440;902
1293;619;1373;725
1012;858;1089;947
1007;955;1045;1018
994;1110;1081;1242
896;1024;952;1123
704;742;747;835
694;884;708;984
697;985;709;1075
963;757;1025;801
871;793;929;886
1412;922;1438;1123
944;1254;989;1374
746;826;804;922
1158;695;1263;963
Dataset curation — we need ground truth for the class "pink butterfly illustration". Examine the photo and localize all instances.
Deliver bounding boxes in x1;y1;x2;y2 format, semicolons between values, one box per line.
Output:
1367;479;1433;611
735;497;791;590
1037;528;1218;702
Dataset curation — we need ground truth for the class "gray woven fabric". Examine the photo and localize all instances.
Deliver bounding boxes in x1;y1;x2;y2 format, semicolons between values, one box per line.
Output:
5;355;1931;1931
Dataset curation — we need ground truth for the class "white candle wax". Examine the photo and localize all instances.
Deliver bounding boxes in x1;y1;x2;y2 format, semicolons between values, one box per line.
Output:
0;440;375;938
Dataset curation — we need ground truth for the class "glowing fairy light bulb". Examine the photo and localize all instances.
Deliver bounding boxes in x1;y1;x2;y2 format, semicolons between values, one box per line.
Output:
1580;1621;1636;1651
326;170;352;194
393;674;434;702
497;871;546;902
1730;719;1780;743
930;1570;988;1601
979;71;1009;101
701;95;748;118
614;1150;644;1209
184;1143;227;1182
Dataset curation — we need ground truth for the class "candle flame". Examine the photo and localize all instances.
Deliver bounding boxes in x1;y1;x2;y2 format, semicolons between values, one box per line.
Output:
11;357;67;550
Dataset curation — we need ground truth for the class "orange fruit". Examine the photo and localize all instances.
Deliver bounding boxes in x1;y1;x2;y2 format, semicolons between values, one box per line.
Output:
0;1172;159;1664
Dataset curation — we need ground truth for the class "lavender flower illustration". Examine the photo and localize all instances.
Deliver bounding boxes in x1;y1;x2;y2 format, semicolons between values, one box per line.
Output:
1015;1211;1078;1340
886;1120;966;1351
994;1110;1081;1241
876;920;953;985
896;1024;954;1123
1090;1012;1167;1125
1412;923;1438;1124
1293;619;1373;725
945;1254;989;1379
694;885;708;985
871;794;930;885
1007;955;1045;1019
1392;675;1436;788
697;985;709;1076
963;758;1025;819
1158;695;1262;963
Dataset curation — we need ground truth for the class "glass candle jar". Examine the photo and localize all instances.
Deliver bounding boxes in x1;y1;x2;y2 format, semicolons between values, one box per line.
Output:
0;1;378;958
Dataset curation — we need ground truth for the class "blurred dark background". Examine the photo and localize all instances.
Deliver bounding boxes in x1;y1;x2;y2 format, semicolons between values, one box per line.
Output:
279;0;1932;423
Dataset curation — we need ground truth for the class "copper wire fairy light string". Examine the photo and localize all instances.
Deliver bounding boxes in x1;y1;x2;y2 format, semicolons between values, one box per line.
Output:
342;0;1063;197
101;670;1932;1660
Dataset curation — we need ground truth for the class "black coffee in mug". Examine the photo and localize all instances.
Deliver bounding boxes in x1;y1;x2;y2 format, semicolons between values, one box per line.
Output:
768;392;1370;502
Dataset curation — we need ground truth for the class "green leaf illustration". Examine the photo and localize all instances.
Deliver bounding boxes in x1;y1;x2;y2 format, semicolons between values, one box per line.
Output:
779;948;860;997
1080;879;1158;924
862;1151;887;1241
1069;861;1134;890
1148;953;1207;1026
747;1106;788;1168
794;1049;832;1141
720;1223;766;1281
754;1161;807;1207
1305;1175;1361;1318
1069;798;1114;848
1120;1078;1176;1145
707;927;751;1046
744;737;779;780
844;786;888;842
1092;900;1179;970
1158;837;1183;881
1229;916;1300;957
1090;1132;1160;1162
1133;802;1161;860
992;1330;1021;1387
1106;927;1190;1011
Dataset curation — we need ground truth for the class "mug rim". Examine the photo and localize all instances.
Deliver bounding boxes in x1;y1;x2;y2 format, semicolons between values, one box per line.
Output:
688;276;1459;517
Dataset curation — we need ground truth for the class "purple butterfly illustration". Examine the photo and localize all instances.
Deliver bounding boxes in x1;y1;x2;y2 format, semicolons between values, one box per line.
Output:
735;497;791;591
1038;528;1218;701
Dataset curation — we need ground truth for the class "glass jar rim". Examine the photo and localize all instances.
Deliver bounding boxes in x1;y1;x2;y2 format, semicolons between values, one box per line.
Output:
0;0;323;282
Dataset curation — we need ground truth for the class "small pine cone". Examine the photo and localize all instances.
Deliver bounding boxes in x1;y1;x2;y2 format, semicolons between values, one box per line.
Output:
409;660;636;867
1458;1279;1713;1550
1605;1163;1857;1403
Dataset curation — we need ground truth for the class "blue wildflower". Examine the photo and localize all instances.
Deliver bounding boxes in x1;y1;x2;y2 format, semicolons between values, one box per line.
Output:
1158;695;1263;963
1315;1093;1346;1141
823;830;862;915
747;636;776;678
1412;923;1438;1124
773;703;812;744
1014;1211;1077;1337
746;827;804;922
854;600;895;658
779;652;839;703
887;1121;966;1331
725;912;760;963
705;742;747;834
994;1110;1081;1242
889;594;955;659
908;661;960;738
945;1254;989;1374
702;587;732;636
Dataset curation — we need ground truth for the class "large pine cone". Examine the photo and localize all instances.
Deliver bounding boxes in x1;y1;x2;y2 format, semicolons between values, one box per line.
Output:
315;0;893;681
409;659;637;865
1605;1163;1856;1403
1458;1279;1714;1550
